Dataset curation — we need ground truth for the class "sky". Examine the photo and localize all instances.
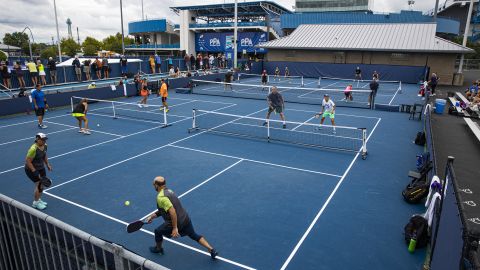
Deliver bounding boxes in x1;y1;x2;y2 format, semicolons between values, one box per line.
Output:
0;0;440;44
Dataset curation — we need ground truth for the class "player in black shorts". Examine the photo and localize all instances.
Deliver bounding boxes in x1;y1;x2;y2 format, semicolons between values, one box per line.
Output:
261;70;268;91
263;86;286;129
224;72;233;91
25;133;52;210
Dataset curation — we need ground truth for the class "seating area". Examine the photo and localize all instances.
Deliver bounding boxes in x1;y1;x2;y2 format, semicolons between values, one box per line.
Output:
464;118;480;142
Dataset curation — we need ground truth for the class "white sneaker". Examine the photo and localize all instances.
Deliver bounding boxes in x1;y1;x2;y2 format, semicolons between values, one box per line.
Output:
78;129;85;133
38;124;48;129
32;200;47;210
39;199;48;206
83;130;91;135
138;104;142;108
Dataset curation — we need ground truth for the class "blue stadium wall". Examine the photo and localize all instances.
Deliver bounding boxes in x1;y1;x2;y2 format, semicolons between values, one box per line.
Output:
281;11;460;35
128;19;167;35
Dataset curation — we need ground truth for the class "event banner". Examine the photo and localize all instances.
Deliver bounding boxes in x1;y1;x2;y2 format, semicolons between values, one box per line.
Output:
196;32;268;53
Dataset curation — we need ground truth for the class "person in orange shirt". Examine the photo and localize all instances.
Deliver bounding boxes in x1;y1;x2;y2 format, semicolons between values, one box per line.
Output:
138;83;149;108
159;79;169;112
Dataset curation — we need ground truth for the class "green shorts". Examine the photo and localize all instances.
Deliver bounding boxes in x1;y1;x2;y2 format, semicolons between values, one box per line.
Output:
72;113;86;117
269;106;283;114
322;111;335;119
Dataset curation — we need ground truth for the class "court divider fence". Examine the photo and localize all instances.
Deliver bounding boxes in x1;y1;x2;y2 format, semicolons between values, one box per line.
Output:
0;193;170;270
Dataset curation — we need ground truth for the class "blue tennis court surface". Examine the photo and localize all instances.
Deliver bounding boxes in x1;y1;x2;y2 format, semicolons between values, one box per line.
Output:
0;80;427;269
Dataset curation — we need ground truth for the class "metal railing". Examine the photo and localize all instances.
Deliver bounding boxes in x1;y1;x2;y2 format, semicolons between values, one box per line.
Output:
0;193;169;270
455;59;480;70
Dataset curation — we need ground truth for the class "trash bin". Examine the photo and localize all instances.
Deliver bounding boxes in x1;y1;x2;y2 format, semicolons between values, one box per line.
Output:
435;99;447;114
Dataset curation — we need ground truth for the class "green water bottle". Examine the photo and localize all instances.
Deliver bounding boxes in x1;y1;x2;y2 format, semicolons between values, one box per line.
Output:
408;231;417;253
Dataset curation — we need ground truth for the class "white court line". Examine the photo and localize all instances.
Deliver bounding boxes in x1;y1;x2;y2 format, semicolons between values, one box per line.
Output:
140;159;244;221
319;81;341;89
46;107;267;192
0;113;73;129
279;117;382;270
43;120;123;137
388;89;401;106
0;104;238;176
87;112;168;126
0;127;77;146
43;191;255;270
286;108;381;120
169;145;342;178
291;116;316;131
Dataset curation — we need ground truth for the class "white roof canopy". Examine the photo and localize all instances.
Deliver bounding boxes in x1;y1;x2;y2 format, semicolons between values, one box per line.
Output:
259;23;474;54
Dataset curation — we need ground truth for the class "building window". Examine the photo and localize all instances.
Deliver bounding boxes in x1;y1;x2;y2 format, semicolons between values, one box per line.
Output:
285;50;296;58
391;53;410;61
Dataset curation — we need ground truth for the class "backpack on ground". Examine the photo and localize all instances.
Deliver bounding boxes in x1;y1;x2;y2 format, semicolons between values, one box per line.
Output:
403;176;429;204
414;132;426;146
404;215;429;249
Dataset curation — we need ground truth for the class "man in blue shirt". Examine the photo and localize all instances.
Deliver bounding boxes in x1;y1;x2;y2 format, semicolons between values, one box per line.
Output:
31;84;48;129
155;54;162;73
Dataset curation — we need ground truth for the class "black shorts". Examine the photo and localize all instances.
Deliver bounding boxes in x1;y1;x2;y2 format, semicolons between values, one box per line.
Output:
161;97;167;102
30;72;38;78
35;107;45;116
102;66;109;71
154;220;202;242
25;167;46;183
268;106;283;114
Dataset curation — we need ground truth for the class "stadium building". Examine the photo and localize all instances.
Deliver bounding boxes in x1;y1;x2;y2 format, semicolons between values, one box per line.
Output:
295;0;371;12
426;0;480;42
170;1;291;59
126;18;180;55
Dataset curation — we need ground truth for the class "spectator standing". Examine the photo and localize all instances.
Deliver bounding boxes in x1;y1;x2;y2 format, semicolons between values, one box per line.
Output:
203;55;209;70
428;73;439;96
221;54;226;68
190;54;195;71
102;56;109;79
209;54;214;69
72;56;82;81
120;55;128;76
184;53;191;71
26;60;38;86
167;55;173;70
0;61;11;89
149;55;155;74
155;54;162;73
83;59;91;81
14;61;26;88
94;57;102;79
47;57;57;85
37;60;47;85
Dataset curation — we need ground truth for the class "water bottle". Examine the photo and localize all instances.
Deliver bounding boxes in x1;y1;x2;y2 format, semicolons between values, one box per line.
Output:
408;231;417;253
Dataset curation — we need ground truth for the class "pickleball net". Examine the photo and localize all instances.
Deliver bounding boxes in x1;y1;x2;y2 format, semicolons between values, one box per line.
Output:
190;79;374;109
188;109;368;158
71;96;169;127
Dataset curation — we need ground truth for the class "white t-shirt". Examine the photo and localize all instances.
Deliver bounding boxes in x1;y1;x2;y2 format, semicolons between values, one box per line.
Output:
322;99;335;112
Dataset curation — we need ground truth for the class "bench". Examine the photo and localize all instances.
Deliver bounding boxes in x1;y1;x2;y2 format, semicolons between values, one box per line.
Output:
464;118;480;142
448;96;470;117
456;92;470;105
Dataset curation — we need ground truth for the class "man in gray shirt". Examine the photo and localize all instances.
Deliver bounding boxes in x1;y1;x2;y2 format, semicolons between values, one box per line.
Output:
102;56;109;78
263;86;287;128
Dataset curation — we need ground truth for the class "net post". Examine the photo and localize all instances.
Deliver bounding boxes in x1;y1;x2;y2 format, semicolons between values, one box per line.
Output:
267;119;270;142
399;81;402;94
112;101;116;119
267;75;270;84
70;96;74;113
192;109;196;129
301;76;304;87
361;128;367;159
162;106;168;127
318;77;321;87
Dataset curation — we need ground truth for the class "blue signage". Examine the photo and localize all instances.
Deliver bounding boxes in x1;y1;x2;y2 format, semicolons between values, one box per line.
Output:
196;32;268;53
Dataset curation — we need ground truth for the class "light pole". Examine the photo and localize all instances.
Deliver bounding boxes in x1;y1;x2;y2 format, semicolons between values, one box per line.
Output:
21;26;34;61
120;0;126;55
458;0;475;74
233;0;238;69
53;0;63;62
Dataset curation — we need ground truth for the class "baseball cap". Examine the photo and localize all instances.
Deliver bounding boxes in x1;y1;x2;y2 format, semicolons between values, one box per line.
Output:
36;133;48;140
324;94;329;97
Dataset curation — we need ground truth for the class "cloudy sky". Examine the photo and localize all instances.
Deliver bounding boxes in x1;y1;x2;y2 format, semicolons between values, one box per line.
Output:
0;0;440;44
